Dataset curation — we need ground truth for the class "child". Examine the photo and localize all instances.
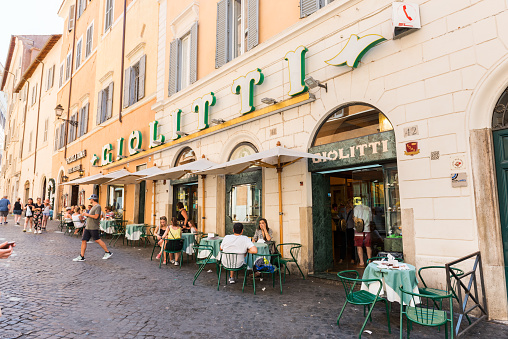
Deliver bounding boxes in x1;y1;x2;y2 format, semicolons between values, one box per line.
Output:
161;217;182;266
188;220;198;233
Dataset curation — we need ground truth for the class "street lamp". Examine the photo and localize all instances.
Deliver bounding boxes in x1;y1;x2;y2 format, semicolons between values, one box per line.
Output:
54;104;78;126
79;168;85;177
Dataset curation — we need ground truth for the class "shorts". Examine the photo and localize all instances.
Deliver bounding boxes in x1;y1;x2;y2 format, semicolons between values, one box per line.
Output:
82;229;101;241
43;212;50;216
0;211;8;217
354;232;371;247
13;210;22;215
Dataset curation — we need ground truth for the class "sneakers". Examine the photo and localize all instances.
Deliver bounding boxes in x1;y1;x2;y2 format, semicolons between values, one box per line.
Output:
22;229;26;232
73;255;85;262
174;261;179;266
16;222;19;225
102;252;113;260
229;277;236;284
156;253;161;260
27;229;32;233
169;260;175;264
4;221;7;224
38;230;42;234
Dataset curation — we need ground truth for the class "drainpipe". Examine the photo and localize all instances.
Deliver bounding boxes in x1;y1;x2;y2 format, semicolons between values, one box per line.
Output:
33;58;45;176
63;0;78;158
118;0;127;123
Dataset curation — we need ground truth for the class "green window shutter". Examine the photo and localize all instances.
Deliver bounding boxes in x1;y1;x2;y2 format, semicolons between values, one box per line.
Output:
190;22;198;85
107;82;114;119
215;0;229;68
168;39;180;96
138;55;146;100
300;0;320;18
247;0;259;51
97;89;103;124
123;67;130;108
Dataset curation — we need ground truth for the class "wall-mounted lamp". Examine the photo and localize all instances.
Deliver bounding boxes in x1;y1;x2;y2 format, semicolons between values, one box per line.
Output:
62;175;69;182
210;118;225;125
117;155;127;160
304;76;328;92
134;148;145;153
261;97;278;105
176;131;189;137
79;169;85;177
151;140;164;146
55;104;78;126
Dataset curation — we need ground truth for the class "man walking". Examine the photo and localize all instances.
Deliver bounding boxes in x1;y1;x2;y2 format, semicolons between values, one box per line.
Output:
73;194;112;262
0;196;11;224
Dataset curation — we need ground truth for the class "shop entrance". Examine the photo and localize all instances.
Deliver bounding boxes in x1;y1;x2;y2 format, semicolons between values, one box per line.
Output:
309;103;401;275
71;185;79;206
173;183;198;224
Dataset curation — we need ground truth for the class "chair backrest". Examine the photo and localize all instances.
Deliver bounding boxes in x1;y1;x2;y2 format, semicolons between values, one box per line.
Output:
194;244;213;260
399;286;453;325
418;266;464;295
277;243;302;260
219;252;246;269
164;238;184;252
337;270;383;303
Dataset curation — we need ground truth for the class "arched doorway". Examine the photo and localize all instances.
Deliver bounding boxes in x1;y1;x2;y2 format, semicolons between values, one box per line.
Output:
491;89;508;295
41;177;47;201
308;103;400;274
225;142;261;237
172;147;198;224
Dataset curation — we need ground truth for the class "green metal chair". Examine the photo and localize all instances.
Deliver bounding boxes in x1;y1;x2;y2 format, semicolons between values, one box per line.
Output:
418;266;470;324
192;244;217;285
366;256;404;265
336;270;391;339
109;220;126;246
127;224;150;247
159;238;184;268
149;226;161;261
64;219;74;235
248;253;282;295
399;286;454;338
276;243;305;281
217;252;249;292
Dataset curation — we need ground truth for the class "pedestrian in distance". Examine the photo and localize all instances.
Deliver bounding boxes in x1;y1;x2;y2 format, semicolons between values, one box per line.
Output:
73;194;112;262
32;198;44;234
0;196;11;224
13;198;23;225
23;198;35;233
41;199;51;231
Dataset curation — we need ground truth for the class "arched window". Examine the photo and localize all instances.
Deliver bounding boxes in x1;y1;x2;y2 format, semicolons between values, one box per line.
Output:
174;147;196;166
493;87;508;130
228;142;258;161
313;104;393;147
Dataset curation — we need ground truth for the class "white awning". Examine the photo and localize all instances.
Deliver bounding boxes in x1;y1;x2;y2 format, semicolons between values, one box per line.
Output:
62;169;131;186
104;167;164;185
143;159;218;181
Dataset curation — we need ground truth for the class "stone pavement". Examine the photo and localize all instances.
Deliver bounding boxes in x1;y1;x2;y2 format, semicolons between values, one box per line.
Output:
0;217;506;339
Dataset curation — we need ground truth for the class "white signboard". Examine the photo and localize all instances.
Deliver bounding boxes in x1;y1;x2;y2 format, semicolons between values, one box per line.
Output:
392;2;421;29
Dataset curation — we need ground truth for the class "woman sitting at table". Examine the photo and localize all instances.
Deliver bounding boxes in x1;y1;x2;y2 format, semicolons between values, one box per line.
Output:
104;206;114;220
154;216;169;260
253;218;276;254
176;202;190;233
72;206;85;235
161;217;182;266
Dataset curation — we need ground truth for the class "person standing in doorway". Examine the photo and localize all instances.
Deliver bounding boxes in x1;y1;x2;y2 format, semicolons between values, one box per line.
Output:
353;198;373;267
73;194;113;262
13;198;23;225
0;196;11;224
176;202;190;232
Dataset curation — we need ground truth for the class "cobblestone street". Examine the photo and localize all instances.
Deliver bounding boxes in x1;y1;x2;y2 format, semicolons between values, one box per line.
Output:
0;218;505;338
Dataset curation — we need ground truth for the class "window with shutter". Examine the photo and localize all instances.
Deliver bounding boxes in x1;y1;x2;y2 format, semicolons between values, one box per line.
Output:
59;63;64;87
86;22;94;58
107;82;114;119
54;126;59;150
77;0;83;19
247;0;259;51
215;0;229;69
76;38;82;69
104;0;114;32
168;39;180;96
97;89;103;125
100;87;108;123
65;53;72;80
43;118;48;142
137;55;146;100
82;103;89;135
300;0;320;18
190;22;198;85
68;5;75;31
123;67;130;108
129;66;137;106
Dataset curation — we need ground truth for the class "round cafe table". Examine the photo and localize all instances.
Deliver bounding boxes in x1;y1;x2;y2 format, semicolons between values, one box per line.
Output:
198;236;224;259
361;261;420;305
245;243;270;269
182;233;197;255
100;220;116;234
125;224;146;241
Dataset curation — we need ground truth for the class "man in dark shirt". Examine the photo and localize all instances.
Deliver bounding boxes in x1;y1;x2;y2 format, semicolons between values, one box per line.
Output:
73;194;112;262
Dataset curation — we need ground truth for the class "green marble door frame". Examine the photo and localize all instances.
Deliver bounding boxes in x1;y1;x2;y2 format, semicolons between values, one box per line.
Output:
311;172;333;272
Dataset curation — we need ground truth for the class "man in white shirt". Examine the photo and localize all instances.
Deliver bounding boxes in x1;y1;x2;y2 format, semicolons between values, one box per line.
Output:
220;223;258;284
354;202;373;267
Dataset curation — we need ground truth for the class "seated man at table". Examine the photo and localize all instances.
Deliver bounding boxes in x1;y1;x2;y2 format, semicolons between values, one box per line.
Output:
220;222;258;284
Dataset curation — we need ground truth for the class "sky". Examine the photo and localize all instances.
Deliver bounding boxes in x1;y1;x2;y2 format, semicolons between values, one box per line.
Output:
0;0;63;67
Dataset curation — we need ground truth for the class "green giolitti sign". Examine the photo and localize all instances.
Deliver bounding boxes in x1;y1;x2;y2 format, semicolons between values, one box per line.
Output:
308;131;397;172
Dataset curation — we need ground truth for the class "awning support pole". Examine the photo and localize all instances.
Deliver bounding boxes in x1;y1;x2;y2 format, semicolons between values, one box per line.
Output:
201;175;206;233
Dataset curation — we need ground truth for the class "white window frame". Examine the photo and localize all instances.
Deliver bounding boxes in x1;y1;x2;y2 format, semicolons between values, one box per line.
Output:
231;0;248;60
76;37;83;69
85;21;94;58
59;62;64;88
31;84;37;106
104;0;115;32
179;33;191;91
65;52;72;81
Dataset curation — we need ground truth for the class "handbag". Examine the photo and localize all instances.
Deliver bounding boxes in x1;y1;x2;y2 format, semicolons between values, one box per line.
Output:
165;229;184;251
353;217;364;233
25;206;32;217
